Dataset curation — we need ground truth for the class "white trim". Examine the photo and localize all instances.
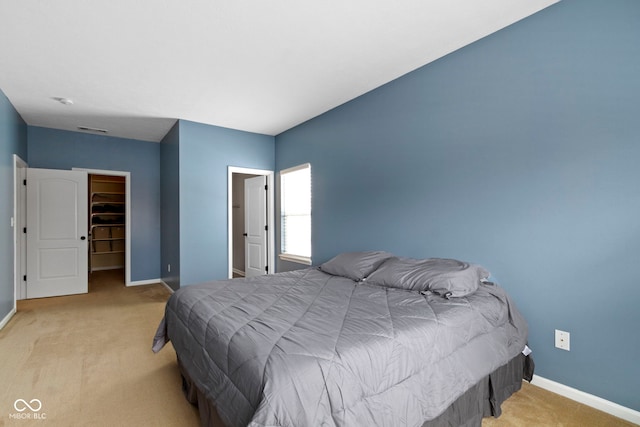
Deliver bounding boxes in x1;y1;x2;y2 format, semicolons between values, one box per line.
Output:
128;278;163;287
227;166;275;279
279;162;311;175
278;253;313;265
13;155;27;303
159;280;175;294
232;268;245;277
73;168;132;286
0;308;16;331
531;375;640;425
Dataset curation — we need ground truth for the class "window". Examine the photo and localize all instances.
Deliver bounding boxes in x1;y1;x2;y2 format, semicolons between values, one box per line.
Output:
279;163;311;264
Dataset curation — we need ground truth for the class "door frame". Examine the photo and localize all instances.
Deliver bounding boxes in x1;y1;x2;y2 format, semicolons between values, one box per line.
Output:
73;168;132;286
227;166;274;279
13;155;27;304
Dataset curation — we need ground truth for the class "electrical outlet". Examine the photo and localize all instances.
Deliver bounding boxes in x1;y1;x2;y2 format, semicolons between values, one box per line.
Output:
555;329;570;351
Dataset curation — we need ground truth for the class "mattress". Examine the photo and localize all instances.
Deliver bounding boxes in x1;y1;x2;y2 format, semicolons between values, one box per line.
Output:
153;267;529;427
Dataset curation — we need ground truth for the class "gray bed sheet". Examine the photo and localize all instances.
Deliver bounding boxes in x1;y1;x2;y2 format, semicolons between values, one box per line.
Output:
153;268;528;427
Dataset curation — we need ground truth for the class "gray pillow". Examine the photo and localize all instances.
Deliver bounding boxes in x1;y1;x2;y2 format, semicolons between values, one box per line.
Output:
319;251;394;281
366;257;490;298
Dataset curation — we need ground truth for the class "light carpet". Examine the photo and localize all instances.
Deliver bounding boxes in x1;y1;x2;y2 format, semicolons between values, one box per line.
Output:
1;270;199;426
0;269;634;426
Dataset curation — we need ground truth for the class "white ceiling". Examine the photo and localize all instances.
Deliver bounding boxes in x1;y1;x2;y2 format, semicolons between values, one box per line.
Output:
0;0;558;142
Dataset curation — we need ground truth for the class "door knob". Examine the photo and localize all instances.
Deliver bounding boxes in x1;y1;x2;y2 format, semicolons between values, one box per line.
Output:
81;236;86;240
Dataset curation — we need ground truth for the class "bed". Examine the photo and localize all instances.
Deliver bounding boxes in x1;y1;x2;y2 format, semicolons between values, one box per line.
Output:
153;252;533;427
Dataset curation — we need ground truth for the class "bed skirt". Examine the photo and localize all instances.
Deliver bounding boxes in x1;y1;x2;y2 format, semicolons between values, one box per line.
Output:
177;353;534;427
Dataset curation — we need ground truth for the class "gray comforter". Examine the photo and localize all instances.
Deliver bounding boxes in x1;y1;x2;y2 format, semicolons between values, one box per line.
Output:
153;268;528;427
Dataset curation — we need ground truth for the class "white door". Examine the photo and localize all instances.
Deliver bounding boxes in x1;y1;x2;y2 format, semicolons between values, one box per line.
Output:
26;168;88;298
244;175;267;277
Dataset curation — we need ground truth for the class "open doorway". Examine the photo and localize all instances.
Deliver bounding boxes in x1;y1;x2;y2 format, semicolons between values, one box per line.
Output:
76;168;132;288
13;166;131;302
88;174;126;289
228;167;274;279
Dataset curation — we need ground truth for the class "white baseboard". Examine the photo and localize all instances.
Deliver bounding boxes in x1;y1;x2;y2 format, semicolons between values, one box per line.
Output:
0;308;16;331
159;280;175;294
127;278;175;294
233;268;245;277
531;375;640;425
127;278;162;287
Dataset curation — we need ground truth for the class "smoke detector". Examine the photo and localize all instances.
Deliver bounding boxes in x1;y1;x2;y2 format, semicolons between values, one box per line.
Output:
52;97;74;105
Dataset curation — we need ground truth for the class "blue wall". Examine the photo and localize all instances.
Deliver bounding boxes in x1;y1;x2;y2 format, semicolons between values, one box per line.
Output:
160;122;181;290
0;90;27;321
276;0;640;411
28;126;161;282
177;120;274;285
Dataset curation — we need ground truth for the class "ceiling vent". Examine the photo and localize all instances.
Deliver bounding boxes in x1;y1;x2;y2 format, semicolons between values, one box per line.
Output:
78;126;108;134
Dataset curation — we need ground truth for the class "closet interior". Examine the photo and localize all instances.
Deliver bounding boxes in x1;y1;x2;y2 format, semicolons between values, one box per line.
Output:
89;174;126;273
